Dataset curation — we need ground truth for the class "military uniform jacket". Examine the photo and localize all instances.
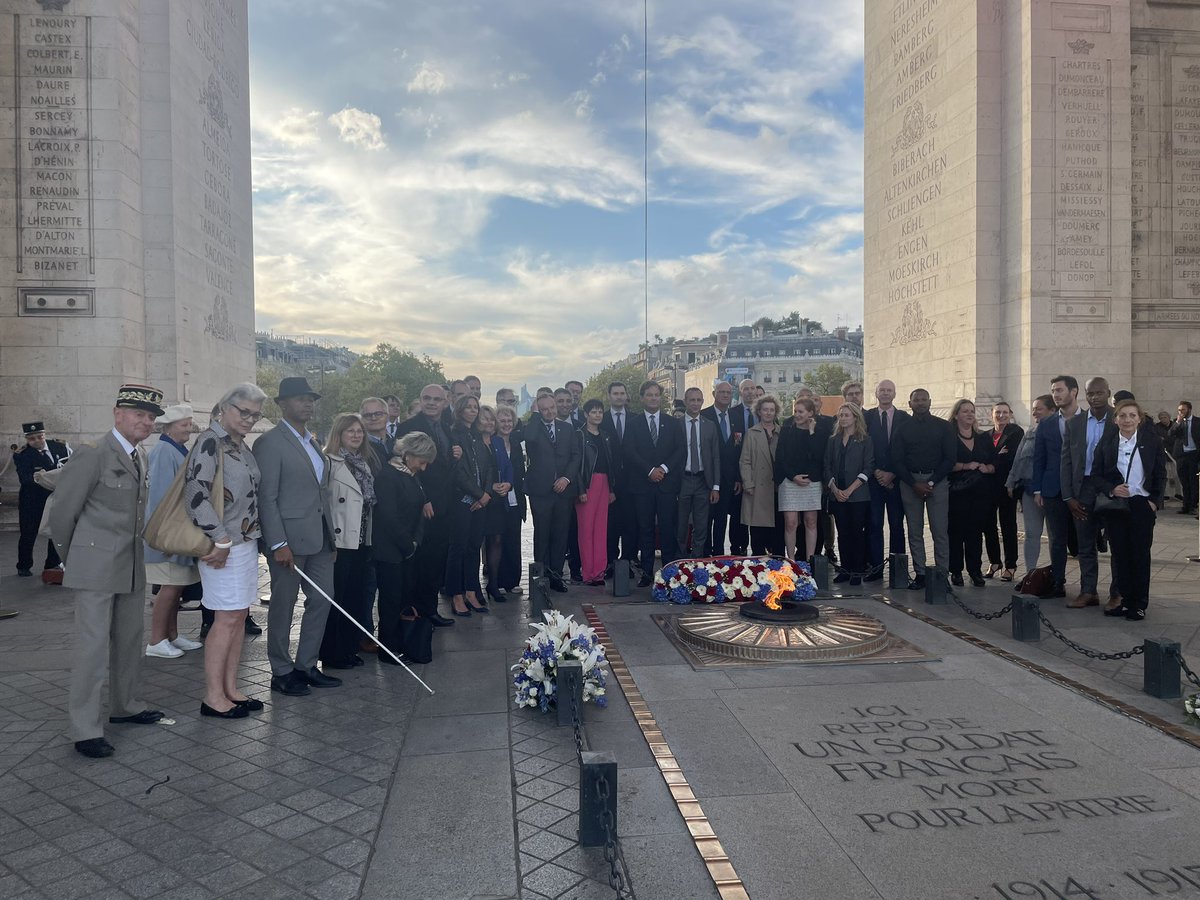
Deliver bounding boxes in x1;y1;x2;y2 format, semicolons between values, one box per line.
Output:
15;439;71;496
48;432;147;594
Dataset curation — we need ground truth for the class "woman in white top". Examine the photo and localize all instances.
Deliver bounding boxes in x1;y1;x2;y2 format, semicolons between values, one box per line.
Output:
1088;398;1167;622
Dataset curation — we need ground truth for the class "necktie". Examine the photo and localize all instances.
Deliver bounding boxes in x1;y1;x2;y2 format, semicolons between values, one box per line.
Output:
747;409;755;429
649;413;658;446
719;411;729;441
131;449;141;478
884;409;891;443
388;421;396;439
615;411;624;441
689;418;700;473
43;449;55;468
547;422;556;444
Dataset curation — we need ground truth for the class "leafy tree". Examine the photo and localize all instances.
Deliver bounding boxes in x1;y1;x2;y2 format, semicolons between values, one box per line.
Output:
803;363;854;396
581;362;650;413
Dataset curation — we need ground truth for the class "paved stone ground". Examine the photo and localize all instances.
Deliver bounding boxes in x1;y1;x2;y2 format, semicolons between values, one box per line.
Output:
1;503;1198;900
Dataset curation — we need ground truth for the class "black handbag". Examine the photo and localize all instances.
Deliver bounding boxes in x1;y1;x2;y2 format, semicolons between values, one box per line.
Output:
404;617;434;664
1094;449;1136;517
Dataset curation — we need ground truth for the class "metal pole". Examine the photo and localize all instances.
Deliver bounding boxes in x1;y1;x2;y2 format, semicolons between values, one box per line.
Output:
294;565;434;694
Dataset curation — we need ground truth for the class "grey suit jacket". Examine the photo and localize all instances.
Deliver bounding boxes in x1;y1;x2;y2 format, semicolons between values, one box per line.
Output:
1060;409;1112;503
49;432;147;594
254;421;334;556
680;416;723;491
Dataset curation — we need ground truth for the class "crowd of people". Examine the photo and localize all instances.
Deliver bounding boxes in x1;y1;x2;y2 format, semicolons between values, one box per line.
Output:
16;369;1198;758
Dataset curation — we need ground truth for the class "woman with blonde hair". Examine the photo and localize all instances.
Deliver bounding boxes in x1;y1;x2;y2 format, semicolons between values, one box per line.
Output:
318;413;378;670
739;394;782;554
824;403;875;585
184;382;267;718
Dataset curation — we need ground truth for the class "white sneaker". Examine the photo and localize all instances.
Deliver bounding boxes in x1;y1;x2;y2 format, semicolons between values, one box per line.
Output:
171;636;203;652
146;639;183;659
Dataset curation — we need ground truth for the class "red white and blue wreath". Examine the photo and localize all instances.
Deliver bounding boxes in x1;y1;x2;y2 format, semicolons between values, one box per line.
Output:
651;557;817;605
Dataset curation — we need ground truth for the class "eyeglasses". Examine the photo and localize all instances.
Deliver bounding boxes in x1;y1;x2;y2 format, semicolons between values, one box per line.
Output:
361;411;387;419
420;395;441;402
230;404;263;422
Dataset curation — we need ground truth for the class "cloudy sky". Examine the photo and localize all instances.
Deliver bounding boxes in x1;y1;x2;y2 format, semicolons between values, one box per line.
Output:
248;0;865;393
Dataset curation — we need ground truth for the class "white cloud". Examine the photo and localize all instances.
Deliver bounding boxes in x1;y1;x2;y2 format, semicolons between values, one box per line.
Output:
261;107;322;146
328;107;386;150
407;62;447;95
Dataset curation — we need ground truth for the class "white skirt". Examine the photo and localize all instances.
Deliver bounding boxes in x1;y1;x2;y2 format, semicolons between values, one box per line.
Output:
198;540;258;611
145;561;200;587
778;479;823;512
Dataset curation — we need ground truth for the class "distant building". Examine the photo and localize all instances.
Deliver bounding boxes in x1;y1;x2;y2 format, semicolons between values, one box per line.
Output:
719;325;863;397
255;332;358;378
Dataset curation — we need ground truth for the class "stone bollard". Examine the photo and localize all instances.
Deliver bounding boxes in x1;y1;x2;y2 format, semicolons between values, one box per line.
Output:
810;555;830;590
889;553;909;590
923;567;948;605
578;750;618;848
530;576;553;618
611;559;631;597
1143;639;1182;700
528;561;544;583
557;660;584;727
1011;593;1041;642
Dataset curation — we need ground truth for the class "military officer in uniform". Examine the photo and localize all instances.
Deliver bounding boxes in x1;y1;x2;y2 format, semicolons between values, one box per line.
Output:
14;421;71;578
50;384;167;759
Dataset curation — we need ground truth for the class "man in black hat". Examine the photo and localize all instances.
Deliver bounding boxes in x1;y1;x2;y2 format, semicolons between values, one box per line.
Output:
13;422;71;578
256;377;342;697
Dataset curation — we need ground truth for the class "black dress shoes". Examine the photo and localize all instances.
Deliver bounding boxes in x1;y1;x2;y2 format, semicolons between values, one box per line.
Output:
244;616;263;635
270;671;311;696
109;709;164;725
950;573;964;587
637;576;653;588
549;579;569;593
906;576;926;591
1103;603;1127;618
296;667;342;688
429;613;455;627
233;697;265;711
16;568;32;577
1050;582;1067;599
200;702;249;719
969;574;986;588
1125;608;1146;622
75;738;114;758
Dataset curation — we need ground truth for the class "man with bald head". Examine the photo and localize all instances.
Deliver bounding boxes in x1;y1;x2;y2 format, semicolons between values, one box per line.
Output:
727;378;758;554
864;379;909;582
1060;376;1119;609
394;385;456;626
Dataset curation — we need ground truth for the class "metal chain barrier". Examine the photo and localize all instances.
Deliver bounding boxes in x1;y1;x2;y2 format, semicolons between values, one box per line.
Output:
947;588;1014;621
596;775;632;899
1036;610;1145;661
569;690;634;899
1170;646;1200;688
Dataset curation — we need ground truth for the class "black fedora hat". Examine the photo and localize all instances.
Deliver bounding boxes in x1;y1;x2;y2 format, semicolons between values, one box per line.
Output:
275;376;321;403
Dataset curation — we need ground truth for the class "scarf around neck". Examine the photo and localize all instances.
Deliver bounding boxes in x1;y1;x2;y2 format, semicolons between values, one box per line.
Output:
342;450;376;505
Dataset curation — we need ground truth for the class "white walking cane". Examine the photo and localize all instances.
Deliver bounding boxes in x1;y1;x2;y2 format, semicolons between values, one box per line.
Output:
294;564;435;695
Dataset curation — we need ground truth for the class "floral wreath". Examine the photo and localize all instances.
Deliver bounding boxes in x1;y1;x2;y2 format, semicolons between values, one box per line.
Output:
651;556;817;605
512;611;608;711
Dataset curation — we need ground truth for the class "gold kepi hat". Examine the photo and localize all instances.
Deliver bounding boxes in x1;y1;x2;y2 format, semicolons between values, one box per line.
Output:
115;383;165;417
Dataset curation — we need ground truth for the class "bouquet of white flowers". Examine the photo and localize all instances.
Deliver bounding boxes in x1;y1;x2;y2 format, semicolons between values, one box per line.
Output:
1185;693;1199;726
512;611;609;712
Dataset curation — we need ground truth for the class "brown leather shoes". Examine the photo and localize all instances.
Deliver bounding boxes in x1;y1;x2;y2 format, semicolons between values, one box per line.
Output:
1068;592;1099;608
1104;595;1123;612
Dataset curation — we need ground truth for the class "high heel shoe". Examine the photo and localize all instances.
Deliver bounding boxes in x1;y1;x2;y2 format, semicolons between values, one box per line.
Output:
451;595;471;617
1000;568;1016;582
486;584;506;603
984;564;1001;579
466;596;490;614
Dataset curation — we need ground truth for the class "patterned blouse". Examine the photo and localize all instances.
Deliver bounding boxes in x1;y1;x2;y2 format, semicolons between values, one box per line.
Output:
183;419;262;544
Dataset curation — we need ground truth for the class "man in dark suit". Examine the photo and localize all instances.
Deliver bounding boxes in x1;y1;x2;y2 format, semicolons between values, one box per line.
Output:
625;381;686;585
565;380;586;429
14;421;71;577
726;378;758;554
552;388;584;582
601;381;637;572
1030;375;1082;598
700;381;740;555
526;393;580;590
863;380;909;583
360;397;394;461
678;387;722;557
1171;400;1200;515
1061;377;1118;609
256;377;342;697
393;385;457;624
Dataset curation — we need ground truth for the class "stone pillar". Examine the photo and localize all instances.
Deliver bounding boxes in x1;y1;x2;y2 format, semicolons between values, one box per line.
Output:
865;0;1196;417
0;0;253;446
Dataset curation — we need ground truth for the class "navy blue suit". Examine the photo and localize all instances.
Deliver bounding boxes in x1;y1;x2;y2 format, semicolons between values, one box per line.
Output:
1030;411;1076;585
624;410;686;571
864;406;908;572
700;404;740;554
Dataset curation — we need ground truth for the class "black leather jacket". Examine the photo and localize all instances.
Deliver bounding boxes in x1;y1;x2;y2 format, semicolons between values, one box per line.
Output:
577;427;619;493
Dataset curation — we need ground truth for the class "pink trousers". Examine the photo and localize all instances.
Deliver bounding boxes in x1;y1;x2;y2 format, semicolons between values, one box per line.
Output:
576;473;611;582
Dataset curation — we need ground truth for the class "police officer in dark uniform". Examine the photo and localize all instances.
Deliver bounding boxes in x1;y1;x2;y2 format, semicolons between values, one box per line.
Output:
14;422;71;577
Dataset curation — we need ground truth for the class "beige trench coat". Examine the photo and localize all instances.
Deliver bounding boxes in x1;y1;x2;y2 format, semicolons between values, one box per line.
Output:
738;423;779;528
